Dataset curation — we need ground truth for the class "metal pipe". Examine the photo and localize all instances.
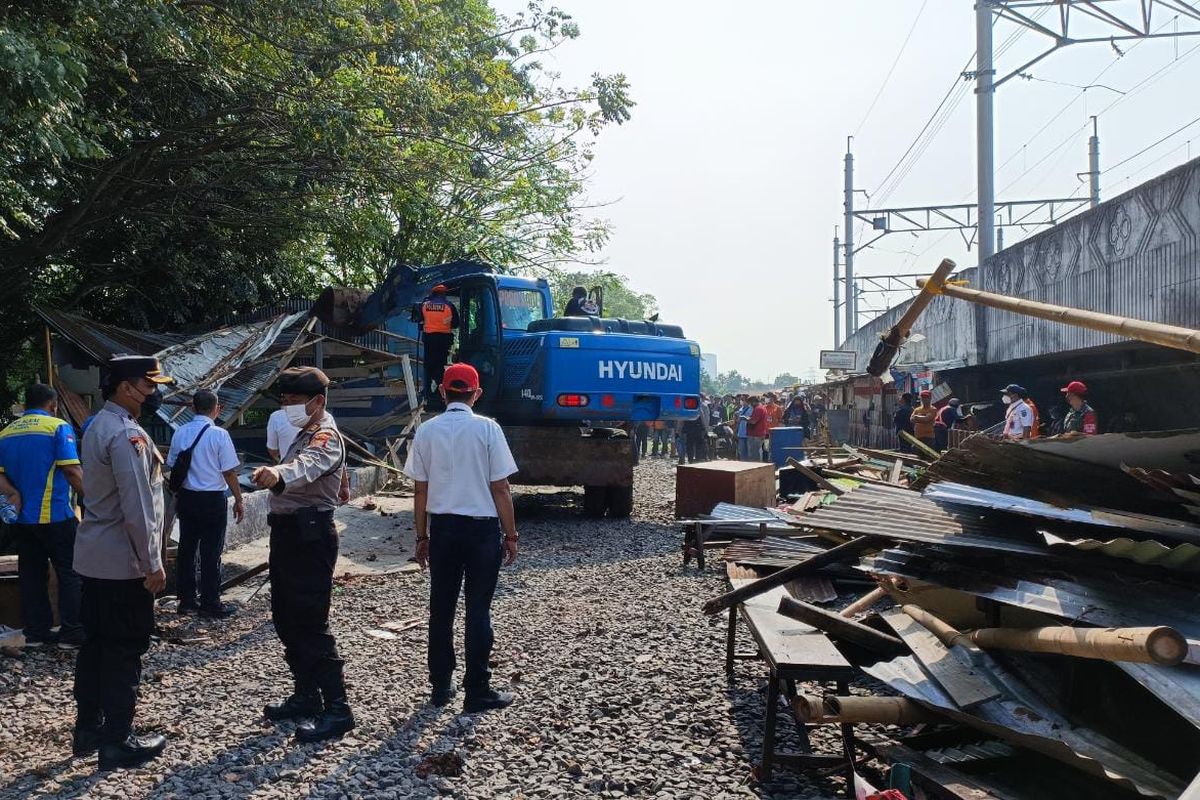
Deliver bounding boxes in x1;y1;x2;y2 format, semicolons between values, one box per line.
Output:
844;139;855;338
1089;115;1101;207
833;231;842;347
976;1;997;261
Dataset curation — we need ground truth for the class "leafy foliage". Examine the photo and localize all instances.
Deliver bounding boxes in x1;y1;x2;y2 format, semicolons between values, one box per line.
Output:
0;0;632;404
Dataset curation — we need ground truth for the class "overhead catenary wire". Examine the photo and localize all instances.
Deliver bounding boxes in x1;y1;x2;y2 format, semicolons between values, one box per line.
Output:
854;0;930;138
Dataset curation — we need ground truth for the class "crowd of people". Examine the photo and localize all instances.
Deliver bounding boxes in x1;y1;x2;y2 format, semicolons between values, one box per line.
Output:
631;389;822;465
0;356;519;772
892;378;1099;452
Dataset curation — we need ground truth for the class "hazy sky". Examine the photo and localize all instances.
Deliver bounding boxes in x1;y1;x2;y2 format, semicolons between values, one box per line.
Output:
495;0;1199;382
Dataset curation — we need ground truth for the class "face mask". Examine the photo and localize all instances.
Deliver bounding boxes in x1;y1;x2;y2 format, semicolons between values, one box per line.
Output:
1001;395;1013;405
284;401;312;428
140;386;164;415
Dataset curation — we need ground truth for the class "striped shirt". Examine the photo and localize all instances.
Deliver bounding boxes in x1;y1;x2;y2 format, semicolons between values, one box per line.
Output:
0;409;80;524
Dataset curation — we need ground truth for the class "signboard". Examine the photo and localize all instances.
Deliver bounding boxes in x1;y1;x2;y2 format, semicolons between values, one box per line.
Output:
819;350;858;371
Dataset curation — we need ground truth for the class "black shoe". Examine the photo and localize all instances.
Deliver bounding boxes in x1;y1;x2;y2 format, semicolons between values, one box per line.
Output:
295;700;355;743
265;691;323;722
72;724;104;757
57;628;87;650
23;633;56;649
176;603;198;616
463;689;513;714
198;603;235;620
98;733;166;771
429;686;456;707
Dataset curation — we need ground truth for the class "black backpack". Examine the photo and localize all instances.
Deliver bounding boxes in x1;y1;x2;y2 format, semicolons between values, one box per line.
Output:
168;425;211;493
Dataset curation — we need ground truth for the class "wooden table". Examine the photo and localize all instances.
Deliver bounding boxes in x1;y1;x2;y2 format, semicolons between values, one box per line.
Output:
725;576;859;788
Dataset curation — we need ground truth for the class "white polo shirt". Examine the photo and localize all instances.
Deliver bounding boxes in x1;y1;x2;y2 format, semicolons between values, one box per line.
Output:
1003;399;1035;439
266;408;298;458
166;417;240;492
403;403;519;517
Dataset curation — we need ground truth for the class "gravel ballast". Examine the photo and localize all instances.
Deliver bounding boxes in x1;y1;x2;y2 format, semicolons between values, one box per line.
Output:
0;459;850;799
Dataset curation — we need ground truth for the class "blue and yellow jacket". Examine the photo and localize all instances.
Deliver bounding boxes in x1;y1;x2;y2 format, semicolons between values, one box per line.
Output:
0;410;80;524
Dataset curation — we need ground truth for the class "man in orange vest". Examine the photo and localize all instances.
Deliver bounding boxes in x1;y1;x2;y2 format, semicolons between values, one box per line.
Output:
420;285;459;398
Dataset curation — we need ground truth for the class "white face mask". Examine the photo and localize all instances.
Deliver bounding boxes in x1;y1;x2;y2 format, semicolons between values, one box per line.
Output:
284;401;312;427
1001;394;1013;405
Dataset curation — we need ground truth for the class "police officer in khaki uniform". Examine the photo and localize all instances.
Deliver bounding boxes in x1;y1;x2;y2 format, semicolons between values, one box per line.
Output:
251;367;355;742
72;355;173;770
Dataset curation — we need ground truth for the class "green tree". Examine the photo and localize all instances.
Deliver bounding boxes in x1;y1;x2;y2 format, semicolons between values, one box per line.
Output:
700;369;719;396
548;270;658;320
0;0;633;406
773;372;801;388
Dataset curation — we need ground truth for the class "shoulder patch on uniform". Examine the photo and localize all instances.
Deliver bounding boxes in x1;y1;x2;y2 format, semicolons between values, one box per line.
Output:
129;434;147;455
311;431;334;448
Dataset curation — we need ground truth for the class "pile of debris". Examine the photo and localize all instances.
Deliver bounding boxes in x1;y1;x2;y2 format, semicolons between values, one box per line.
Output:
700;432;1200;799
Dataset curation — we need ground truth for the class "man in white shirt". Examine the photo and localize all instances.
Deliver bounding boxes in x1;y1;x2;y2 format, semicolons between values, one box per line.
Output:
167;389;243;618
403;363;519;713
266;408;298;463
1001;383;1035;440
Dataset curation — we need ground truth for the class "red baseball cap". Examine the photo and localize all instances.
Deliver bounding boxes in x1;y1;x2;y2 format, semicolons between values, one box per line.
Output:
1060;380;1088;395
443;363;480;391
919;389;931;397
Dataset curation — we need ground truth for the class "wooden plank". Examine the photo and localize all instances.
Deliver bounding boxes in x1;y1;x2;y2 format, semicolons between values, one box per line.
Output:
703;535;881;615
777;596;908;656
731;579;852;672
785;457;844;495
881;610;1000;709
889;459;904;485
873;742;1023;800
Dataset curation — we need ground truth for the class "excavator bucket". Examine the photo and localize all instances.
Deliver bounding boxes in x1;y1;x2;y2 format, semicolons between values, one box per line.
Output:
311;286;375;335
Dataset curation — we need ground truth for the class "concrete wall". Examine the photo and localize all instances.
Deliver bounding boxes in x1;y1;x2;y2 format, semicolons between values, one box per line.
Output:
223;465;386;549
842;156;1200;370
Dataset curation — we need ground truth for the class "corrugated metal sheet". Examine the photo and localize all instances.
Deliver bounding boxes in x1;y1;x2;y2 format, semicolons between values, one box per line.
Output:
155;313;310;428
863;545;1200;728
864;654;1186;799
1041;531;1200;572
36;307;185;360
803;483;1049;556
924;482;1200;545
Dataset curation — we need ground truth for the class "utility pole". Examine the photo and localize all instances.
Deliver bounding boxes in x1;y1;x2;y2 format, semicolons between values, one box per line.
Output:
833;228;841;347
1088;116;1101;207
975;0;996;262
844;139;855;338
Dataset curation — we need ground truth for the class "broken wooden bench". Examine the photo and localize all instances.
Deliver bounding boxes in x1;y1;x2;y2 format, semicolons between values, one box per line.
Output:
724;564;859;788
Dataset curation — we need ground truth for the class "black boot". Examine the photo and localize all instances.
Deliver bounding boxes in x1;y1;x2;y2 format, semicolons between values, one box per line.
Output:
265;690;323;722
295;699;355;743
463;688;514;714
98;733;166;771
72;721;104;757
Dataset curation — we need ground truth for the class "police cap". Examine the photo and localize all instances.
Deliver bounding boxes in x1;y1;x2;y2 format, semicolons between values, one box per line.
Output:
276;366;330;397
105;355;174;385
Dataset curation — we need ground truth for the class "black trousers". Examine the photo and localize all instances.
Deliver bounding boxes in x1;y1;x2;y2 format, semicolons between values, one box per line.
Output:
424;332;454;393
428;515;502;696
14;519;82;639
685;427;707;463
73;577;154;741
268;511;345;701
175;489;227;610
934;426;949;452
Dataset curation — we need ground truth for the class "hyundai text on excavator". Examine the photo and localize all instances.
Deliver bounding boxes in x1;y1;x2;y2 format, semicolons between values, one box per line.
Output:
313;260;702;518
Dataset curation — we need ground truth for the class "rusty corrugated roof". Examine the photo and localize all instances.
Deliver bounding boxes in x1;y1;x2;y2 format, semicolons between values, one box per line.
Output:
36;307;185;360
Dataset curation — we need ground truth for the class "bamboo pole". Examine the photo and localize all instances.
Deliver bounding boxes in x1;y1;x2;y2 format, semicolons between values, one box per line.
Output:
919;277;1200;356
968;625;1187;666
793;695;937;725
840;586;888;618
899;431;941;462
701;535;883;615
901;604;986;664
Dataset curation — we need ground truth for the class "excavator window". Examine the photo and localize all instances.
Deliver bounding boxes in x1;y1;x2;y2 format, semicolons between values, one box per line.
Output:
498;288;546;331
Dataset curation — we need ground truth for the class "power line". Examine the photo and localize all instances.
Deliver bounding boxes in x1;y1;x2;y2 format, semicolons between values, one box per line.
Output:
854;0;930;137
1108;112;1200;172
